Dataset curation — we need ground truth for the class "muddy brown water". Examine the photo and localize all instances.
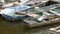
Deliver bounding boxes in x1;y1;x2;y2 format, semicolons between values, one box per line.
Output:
0;15;60;34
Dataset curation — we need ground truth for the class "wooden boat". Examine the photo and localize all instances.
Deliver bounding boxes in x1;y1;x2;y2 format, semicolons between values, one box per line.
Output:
21;4;60;28
0;5;31;21
25;0;59;7
24;0;49;6
23;18;60;28
1;4;55;21
49;26;60;34
50;0;60;3
24;0;60;12
18;8;59;28
48;4;60;16
3;13;26;21
0;3;13;12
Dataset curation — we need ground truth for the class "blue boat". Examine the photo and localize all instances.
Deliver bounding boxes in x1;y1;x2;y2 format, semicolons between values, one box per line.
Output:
4;13;26;21
0;5;32;21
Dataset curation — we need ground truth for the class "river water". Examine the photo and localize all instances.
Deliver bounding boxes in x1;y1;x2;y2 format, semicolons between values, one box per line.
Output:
0;15;60;34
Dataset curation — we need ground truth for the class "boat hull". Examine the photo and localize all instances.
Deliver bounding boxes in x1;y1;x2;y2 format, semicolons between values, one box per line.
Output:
49;26;60;34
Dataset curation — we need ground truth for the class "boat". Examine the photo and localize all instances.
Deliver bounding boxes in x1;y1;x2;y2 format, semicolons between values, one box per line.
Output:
48;4;60;16
22;4;60;28
24;0;59;7
23;18;60;28
49;26;60;34
18;7;58;28
24;0;49;6
50;0;60;3
0;0;29;8
0;1;19;11
0;3;56;21
3;13;26;21
0;5;31;21
24;0;60;12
